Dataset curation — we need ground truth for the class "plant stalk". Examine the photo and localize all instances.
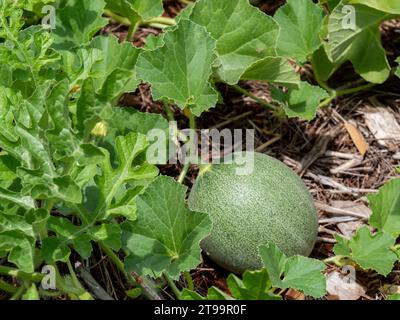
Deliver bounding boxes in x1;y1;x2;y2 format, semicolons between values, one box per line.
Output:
104;9;176;28
0;266;44;282
163;272;181;299
231;84;277;110
183;271;194;291
0;279;18;294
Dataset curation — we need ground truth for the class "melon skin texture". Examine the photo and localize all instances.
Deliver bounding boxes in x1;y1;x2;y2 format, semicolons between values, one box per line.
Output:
188;152;318;274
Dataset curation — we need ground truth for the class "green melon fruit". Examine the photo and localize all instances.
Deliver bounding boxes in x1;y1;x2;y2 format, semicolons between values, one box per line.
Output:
188;151;318;274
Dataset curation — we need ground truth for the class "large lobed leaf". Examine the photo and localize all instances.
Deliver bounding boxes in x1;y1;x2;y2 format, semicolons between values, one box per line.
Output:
259;243;326;298
123;176;212;279
274;0;325;62
327;2;392;84
52;0;108;50
136;19;218;116
334;227;397;276
348;0;400;14
188;0;279;85
368;179;400;238
271;81;329;120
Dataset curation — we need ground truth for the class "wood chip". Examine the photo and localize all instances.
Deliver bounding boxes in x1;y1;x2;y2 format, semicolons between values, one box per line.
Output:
330;157;364;174
297;128;340;176
330;201;371;220
315;202;368;220
326;271;366;300
285;288;305;300
344;121;369;156
362;105;400;151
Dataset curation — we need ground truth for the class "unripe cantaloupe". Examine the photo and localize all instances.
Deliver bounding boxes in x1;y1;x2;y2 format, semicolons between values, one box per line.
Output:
188;152;318;274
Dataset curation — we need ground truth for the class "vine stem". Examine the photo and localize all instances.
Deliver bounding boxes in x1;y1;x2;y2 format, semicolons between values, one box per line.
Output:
99;242;129;281
103;9;176;29
309;55;333;94
177;108;197;184
323;255;351;267
0;266;44;282
230;84;277;110
126;21;140;41
9;286;26;300
335;83;376;97
0;279;18;294
98;242;163;300
66;259;83;291
318;83;377;109
163;272;181;299
178;163;190;184
183;271;194;291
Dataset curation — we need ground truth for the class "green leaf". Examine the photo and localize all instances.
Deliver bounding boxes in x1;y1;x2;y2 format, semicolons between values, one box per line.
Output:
348;0;400;14
0;26;59;92
333;227;397;276
99;107;169;163
227;270;281;300
0;188;35;210
122;176;212;279
42;216;123;262
311;45;339;82
328;3;392;83
22;284;40;300
188;0;279;84
396;57;400;79
52;0;108;50
136;19;218;116
387;293;400;300
89;35;140;90
274;0;325;62
241;57;300;88
0;213;35;239
131;0;163;21
181;287;233;300
259;243;326;298
320;0;341;11
0;231;35;273
368;178;400;237
93;132;158;221
272;82;329;120
105;0;163;24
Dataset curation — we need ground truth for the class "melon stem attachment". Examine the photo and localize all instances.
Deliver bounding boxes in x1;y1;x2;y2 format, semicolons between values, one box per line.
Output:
177;108;197;184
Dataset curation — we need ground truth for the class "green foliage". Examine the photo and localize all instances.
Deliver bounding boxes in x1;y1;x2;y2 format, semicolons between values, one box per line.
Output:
123;176;212;279
334;227;397;276
271;82;329;120
396;57;400;79
327;2;391;84
187;0;279;85
368;178;400;238
348;0;400;14
52;0;108;50
259;244;326;298
181;269;281;300
136;19;218;116
274;0;325;62
227;269;281;300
